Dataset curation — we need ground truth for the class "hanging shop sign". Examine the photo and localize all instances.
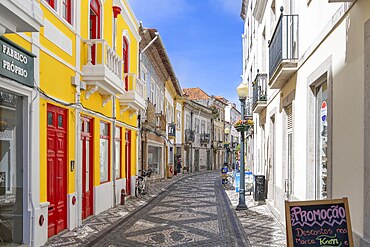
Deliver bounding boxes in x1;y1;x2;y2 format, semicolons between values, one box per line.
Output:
0;37;35;87
285;198;354;247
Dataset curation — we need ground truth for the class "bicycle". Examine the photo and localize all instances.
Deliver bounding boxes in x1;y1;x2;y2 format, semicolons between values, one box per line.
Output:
135;169;152;198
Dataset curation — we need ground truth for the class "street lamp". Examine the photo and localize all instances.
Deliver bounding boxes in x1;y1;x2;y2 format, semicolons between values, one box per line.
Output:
236;82;248;210
224;127;230;165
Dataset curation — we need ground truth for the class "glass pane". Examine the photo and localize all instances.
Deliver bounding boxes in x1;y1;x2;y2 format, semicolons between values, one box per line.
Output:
48;112;53;126
0;90;23;244
86;140;90;192
100;139;109;183
58;115;63;128
86;121;90;133
115;127;121;139
100;122;108;136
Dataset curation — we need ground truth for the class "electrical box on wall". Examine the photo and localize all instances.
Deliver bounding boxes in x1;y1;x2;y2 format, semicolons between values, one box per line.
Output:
70;160;75;172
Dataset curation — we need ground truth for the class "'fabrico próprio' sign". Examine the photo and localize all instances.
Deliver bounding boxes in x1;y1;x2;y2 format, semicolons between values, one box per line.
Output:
0;37;35;87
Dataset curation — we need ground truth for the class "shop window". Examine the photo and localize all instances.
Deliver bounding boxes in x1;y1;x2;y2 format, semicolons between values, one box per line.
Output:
100;121;110;183
148;145;162;175
0;90;23;244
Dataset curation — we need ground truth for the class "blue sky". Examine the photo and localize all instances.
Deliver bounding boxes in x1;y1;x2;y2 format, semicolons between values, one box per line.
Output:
128;0;243;105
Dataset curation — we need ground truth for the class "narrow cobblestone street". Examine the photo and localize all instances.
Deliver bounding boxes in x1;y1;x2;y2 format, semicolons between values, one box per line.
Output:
44;172;287;247
86;172;250;247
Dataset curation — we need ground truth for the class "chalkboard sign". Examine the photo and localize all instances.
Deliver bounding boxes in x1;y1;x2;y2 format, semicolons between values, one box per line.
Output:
254;175;265;201
285;198;354;247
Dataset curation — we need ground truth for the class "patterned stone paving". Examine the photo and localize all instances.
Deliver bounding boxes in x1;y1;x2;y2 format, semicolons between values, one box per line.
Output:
88;172;250;247
44;172;286;247
225;188;287;246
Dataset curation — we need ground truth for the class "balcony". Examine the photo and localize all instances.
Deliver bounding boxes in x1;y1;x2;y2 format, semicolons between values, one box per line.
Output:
82;39;125;99
118;76;147;115
253;73;267;113
0;0;43;34
185;129;195;144
200;133;210;144
269;14;299;89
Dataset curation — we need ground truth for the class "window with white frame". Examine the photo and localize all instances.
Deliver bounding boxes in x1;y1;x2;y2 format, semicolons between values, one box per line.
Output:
186;114;190;130
150;79;155;104
195;118;199;133
201;120;205;134
176;111;181;130
44;0;73;25
100;121;110;183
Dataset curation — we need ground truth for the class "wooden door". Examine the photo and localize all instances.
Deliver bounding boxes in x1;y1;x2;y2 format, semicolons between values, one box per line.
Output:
47;104;67;238
81;117;93;219
125;130;131;195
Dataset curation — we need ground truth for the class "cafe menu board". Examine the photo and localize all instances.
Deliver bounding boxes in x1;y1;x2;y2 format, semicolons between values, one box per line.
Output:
285;198;354;247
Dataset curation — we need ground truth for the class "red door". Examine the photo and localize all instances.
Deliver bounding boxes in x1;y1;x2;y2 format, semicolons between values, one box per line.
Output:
125;130;131;195
47;104;67;238
89;0;100;64
81;117;93;219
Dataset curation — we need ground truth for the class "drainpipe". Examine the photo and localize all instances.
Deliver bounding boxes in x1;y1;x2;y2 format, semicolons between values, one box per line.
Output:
112;5;121;207
29;90;37;247
76;79;82;228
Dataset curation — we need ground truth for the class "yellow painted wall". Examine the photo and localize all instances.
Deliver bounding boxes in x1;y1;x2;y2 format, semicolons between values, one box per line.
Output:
29;0;140;204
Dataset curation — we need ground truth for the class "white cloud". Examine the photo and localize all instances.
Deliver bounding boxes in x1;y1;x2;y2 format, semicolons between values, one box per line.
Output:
127;0;192;24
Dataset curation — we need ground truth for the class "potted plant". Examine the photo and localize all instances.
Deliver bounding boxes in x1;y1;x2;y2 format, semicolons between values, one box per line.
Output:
233;119;253;132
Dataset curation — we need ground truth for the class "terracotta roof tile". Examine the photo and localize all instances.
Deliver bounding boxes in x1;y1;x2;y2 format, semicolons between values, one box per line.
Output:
183;88;210;100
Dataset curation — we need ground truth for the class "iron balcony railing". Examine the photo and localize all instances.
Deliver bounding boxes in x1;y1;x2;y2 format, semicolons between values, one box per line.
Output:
269;14;299;78
200;133;210;144
253;73;267;109
185;129;195;143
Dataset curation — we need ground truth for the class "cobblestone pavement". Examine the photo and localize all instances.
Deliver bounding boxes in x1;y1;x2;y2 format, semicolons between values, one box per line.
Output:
87;172;250;247
225;186;286;246
44;171;286;247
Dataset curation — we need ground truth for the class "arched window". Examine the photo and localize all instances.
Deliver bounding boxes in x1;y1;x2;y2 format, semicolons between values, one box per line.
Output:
90;0;101;39
89;0;101;64
123;37;129;91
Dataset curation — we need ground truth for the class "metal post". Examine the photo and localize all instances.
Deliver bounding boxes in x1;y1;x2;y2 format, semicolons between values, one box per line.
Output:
236;98;248;210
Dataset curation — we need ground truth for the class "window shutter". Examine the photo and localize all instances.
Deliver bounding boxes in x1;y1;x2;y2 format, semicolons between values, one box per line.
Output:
286;104;293;130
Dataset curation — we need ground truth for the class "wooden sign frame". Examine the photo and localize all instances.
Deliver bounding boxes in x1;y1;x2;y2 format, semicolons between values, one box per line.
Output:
285;198;354;247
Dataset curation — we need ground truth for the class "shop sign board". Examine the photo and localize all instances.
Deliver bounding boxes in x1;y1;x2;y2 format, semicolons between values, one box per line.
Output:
285;198;354;247
0;37;35;87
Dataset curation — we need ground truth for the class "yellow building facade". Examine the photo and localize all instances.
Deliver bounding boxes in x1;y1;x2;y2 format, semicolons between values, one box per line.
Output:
1;0;143;245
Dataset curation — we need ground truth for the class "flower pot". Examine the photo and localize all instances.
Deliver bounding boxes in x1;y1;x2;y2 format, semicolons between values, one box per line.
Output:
235;125;250;132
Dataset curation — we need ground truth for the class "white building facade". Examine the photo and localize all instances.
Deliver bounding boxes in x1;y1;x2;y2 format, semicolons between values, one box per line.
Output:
241;0;370;245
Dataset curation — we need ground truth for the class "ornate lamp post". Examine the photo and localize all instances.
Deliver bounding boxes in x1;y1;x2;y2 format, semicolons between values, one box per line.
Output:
236;82;249;210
